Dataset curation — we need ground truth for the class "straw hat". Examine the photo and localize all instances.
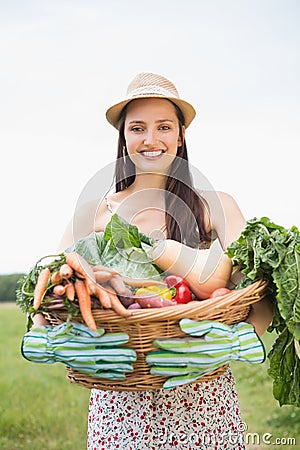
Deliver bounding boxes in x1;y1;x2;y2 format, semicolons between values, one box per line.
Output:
106;72;196;129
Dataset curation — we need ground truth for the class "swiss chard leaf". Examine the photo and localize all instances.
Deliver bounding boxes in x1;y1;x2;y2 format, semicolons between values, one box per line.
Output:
273;236;300;340
227;216;300;407
268;328;300;407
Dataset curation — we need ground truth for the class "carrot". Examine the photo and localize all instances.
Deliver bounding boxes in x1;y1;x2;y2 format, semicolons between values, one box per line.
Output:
95;284;112;309
92;265;119;275
66;252;95;281
74;279;97;332
65;282;75;301
85;278;97;296
33;267;51;310
109;288;132;318
121;276;167;288
51;270;62;284
74;271;85;279
109;274;127;296
94;270;113;283
59;263;73;279
66;252;96;295
53;284;66;296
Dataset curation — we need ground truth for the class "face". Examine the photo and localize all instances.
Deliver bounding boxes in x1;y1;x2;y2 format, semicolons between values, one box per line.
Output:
123;98;185;174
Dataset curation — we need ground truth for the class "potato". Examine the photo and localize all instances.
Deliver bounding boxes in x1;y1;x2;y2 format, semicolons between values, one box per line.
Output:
134;294;176;308
127;302;142;310
119;287;135;308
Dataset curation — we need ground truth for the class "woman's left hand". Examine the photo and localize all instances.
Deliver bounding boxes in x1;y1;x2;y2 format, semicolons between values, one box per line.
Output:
146;319;265;389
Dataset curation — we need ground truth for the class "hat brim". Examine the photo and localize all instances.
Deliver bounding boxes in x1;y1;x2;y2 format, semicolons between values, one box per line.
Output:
106;96;196;129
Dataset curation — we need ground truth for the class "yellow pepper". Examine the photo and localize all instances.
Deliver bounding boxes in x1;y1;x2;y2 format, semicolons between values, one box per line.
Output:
135;285;173;300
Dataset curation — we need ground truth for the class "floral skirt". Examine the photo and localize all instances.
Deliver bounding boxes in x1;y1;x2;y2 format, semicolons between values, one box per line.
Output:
87;367;245;450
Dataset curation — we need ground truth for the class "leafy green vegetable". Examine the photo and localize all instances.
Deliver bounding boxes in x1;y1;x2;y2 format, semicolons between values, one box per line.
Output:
101;213;155;250
227;217;300;407
17;214;163;321
16;214;164;331
67;214;162;280
16;253;79;331
268;328;300;407
16;254;65;312
71;232;103;266
98;214;162;280
58;214;162;279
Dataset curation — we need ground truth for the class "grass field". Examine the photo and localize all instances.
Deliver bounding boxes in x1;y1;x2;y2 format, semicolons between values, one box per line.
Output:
0;304;299;450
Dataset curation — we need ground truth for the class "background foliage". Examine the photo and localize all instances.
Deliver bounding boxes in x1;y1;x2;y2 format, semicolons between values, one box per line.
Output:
0;274;25;302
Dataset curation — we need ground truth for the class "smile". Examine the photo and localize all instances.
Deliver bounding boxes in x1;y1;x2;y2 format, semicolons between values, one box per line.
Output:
140;150;164;158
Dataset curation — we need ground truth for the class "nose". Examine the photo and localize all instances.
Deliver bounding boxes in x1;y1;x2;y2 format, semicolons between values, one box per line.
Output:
143;128;157;146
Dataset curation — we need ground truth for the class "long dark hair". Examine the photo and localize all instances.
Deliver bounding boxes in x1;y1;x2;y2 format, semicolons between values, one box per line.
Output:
114;101;211;248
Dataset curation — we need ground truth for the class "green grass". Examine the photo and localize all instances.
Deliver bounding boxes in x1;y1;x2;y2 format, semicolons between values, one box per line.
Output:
0;304;299;450
0;304;89;450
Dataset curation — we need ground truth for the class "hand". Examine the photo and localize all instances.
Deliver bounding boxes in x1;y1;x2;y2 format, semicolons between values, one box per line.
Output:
22;322;136;380
146;319;265;389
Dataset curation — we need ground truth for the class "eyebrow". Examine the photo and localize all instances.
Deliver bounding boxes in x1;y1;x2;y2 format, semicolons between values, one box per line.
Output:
128;119;175;124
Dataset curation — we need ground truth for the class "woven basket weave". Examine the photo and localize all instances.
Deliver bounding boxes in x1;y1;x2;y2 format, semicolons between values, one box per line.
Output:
45;279;267;391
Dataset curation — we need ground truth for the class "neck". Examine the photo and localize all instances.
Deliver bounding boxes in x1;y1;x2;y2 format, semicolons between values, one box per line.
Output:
131;172;167;190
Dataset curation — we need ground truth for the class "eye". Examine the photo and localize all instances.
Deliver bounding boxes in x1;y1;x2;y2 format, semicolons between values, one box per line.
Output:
130;126;144;132
159;125;171;131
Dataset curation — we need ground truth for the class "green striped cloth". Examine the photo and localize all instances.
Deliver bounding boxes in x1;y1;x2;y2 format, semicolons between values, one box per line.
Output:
146;319;265;389
22;322;137;380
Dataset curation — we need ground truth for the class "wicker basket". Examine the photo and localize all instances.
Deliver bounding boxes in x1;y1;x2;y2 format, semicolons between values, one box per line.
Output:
44;279;267;391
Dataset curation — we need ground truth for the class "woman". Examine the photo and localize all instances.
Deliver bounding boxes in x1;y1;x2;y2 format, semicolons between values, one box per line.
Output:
29;72;273;449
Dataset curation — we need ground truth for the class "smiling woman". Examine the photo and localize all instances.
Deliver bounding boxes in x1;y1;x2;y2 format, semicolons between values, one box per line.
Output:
78;72;271;449
22;71;273;450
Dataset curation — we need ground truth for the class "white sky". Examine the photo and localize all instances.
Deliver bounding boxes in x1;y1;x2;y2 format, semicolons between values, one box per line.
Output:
1;0;299;274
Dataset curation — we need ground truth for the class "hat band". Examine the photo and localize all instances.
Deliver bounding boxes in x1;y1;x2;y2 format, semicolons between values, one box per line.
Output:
128;85;179;99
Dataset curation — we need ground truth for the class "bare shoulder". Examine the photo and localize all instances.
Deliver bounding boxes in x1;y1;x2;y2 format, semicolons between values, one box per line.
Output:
198;190;246;248
199;190;244;219
200;189;237;207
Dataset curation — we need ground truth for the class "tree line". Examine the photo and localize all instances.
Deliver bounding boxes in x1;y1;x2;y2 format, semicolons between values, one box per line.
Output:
0;274;25;302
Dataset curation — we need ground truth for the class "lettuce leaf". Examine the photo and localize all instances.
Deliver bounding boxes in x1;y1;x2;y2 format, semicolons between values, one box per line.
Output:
67;214;163;281
70;232;103;266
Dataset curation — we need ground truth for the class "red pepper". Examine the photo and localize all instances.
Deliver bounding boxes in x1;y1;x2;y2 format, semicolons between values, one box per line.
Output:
164;275;192;304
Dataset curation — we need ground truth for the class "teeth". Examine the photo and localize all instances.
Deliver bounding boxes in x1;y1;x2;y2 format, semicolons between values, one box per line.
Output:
142;151;163;157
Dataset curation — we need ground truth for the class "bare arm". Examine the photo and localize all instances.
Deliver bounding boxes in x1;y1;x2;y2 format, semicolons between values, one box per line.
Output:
246;298;274;336
57;199;103;252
